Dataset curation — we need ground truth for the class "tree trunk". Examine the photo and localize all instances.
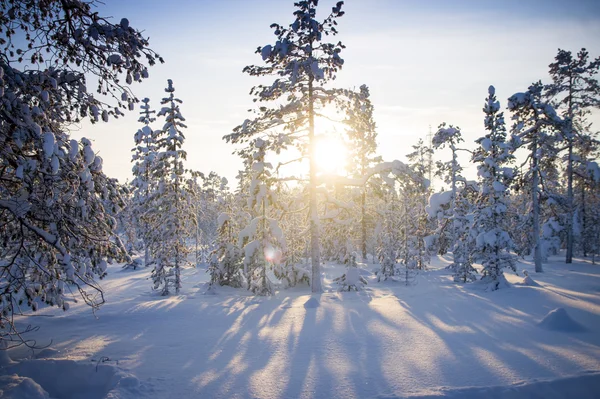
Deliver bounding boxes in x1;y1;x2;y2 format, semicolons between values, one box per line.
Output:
532;137;543;272
450;146;457;252
566;120;574;264
308;75;322;293
361;188;367;261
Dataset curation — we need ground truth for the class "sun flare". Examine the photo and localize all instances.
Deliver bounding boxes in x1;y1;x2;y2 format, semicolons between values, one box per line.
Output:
314;136;347;174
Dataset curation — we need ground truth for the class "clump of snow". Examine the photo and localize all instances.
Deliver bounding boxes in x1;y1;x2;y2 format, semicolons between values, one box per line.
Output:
426;190;452;218
3;359;140;399
538;308;587;333
0;374;50;399
522;275;541;287
304;297;320;309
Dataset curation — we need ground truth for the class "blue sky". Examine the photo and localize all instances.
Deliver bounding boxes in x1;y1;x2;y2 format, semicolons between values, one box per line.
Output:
75;0;600;186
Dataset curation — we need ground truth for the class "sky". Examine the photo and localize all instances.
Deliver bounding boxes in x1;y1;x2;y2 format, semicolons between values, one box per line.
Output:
73;0;600;187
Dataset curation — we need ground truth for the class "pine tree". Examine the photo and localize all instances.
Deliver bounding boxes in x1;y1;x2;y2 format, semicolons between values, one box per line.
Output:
224;0;346;293
432;123;466;254
0;0;160;346
508;82;561;273
149;80;193;295
131;98;157;266
545;48;600;263
344;85;380;260
472;86;516;290
406;138;433;270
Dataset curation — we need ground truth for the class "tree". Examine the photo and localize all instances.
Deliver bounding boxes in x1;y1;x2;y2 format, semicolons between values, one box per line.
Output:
432;123;466;254
406;138;433;270
472;86;516;290
344;84;380;260
451;186;478;283
131;98;157;266
508;82;561;273
238;139;286;296
148;80;192;295
224;0;346;293
207;213;244;290
545;48;600;263
0;0;161;347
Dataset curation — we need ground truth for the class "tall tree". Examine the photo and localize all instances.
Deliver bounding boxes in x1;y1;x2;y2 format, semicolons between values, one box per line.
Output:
131;98;157;266
224;0;346;292
508;82;561;272
0;0;161;346
432;123;466;254
344;84;380;260
472;86;516;290
149;80;192;295
545;48;600;263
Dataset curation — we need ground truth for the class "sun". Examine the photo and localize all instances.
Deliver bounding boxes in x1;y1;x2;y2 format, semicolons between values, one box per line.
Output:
314;136;347;174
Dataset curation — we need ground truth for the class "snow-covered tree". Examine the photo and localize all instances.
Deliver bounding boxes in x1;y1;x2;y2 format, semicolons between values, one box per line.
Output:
432;123;466;253
545;48;600;263
508;82;561;273
224;0;346;293
238;139;286;296
277;187;311;288
375;183;402;281
451;186;478;283
333;251;367;291
344;84;381;260
0;0;161;346
131;98;157;266
472;86;516;290
148;80;193;295
207;213;244;290
406;138;433;270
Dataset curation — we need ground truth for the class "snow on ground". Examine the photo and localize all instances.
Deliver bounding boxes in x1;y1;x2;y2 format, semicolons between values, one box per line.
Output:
3;254;600;399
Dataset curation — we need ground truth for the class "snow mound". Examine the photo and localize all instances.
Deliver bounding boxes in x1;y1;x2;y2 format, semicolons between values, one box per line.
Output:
0;374;50;399
34;348;61;359
304;297;320;309
4;359;140;399
538;307;587;333
522;275;540;287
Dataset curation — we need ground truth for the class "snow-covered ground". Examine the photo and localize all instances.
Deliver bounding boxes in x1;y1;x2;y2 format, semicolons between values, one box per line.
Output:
3;255;600;399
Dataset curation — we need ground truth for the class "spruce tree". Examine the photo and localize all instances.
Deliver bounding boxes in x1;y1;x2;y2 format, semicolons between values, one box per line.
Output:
131;98;157;266
344;85;380;260
473;86;516;290
149;80;192;295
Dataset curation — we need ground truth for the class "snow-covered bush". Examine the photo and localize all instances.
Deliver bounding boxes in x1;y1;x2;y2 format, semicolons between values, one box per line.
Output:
207;213;243;290
334;252;368;291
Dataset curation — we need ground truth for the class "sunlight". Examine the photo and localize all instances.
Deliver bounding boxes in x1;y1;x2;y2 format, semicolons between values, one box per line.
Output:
314;135;347;175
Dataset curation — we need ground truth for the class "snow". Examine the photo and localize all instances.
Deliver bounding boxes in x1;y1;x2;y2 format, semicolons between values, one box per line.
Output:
216;212;230;228
538;307;587;333
6;254;600;398
426;190;452;218
0;374;49;399
42;132;55;158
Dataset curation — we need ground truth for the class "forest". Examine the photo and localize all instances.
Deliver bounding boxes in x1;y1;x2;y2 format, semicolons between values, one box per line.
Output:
1;1;600;398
